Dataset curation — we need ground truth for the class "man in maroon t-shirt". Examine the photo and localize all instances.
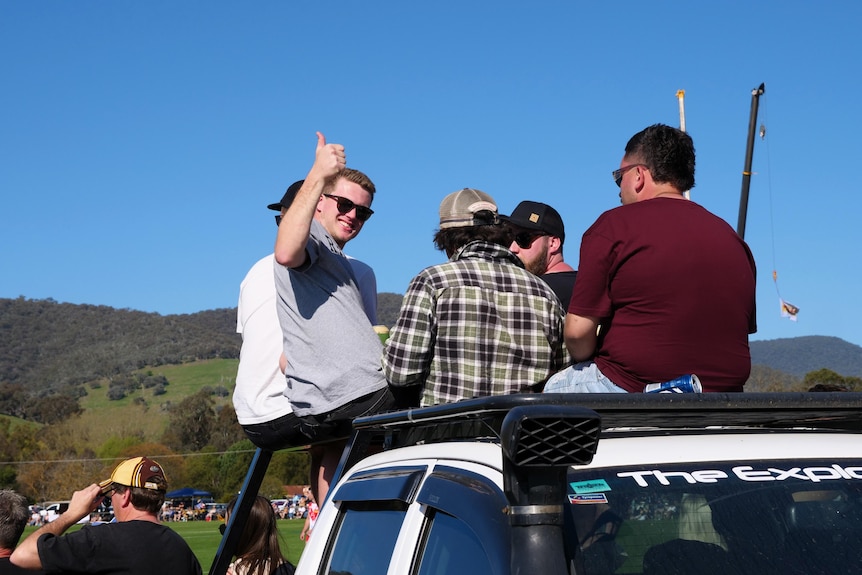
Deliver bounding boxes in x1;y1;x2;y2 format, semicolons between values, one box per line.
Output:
544;124;756;393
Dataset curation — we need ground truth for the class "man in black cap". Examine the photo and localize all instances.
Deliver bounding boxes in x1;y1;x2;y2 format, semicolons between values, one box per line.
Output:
11;457;201;574
506;200;578;310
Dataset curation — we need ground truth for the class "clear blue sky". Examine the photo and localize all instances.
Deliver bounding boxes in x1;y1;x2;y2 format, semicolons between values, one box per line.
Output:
2;1;860;347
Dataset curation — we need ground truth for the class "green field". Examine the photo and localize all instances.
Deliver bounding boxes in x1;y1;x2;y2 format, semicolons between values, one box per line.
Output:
23;518;307;572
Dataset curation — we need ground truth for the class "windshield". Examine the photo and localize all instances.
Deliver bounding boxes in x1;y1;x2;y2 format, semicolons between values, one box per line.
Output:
565;459;862;575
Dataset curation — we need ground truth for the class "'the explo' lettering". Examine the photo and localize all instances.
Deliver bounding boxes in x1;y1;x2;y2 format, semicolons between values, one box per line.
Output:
617;464;862;487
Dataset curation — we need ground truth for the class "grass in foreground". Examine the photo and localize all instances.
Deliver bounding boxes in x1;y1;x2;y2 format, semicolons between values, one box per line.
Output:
23;518;306;572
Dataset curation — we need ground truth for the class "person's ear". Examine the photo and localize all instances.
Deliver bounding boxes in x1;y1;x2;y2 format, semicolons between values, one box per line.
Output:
634;165;649;194
118;489;132;508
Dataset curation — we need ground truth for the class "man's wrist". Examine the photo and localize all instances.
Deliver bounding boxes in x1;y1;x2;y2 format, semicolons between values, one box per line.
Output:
44;513;78;534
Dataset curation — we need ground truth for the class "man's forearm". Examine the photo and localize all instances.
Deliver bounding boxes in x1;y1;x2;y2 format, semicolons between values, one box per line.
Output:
274;178;321;267
567;337;596;362
12;483;99;570
275;132;345;267
564;313;599;362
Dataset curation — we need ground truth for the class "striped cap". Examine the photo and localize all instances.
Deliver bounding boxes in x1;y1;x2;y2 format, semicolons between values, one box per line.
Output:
99;456;167;492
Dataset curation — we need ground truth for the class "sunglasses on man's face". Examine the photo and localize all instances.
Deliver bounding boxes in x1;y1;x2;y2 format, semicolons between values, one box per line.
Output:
323;194;374;222
514;232;544;250
612;163;647;187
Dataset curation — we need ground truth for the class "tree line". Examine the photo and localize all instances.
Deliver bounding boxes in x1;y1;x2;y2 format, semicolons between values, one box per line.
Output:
0;388;309;503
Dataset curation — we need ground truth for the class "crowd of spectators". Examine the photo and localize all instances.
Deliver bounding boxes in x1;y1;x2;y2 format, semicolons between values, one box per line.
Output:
154;490;314;523
270;491;314;520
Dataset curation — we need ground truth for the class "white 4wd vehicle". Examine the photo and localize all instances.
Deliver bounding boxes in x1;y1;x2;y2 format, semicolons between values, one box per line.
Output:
213;393;862;575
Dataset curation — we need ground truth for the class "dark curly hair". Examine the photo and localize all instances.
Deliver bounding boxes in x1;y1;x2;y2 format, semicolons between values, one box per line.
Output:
624;124;695;192
432;212;513;257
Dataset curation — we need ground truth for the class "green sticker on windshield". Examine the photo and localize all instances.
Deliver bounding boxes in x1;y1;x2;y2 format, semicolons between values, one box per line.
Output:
569;479;610;494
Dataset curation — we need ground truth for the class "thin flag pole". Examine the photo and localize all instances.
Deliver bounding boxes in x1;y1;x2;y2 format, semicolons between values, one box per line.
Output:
677;90;690;199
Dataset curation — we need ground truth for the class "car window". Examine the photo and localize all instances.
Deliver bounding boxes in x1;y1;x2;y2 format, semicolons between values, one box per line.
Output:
565;459;862;574
416;510;494;575
324;501;407;575
414;466;509;575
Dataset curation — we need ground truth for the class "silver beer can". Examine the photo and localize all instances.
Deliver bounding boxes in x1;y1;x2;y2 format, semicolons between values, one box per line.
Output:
644;374;702;393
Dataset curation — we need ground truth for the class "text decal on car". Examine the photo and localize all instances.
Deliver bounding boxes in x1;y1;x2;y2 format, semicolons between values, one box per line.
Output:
617;464;862;487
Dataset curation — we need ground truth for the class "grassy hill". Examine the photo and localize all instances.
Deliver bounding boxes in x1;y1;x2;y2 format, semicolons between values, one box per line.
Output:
77;358;238;444
12;357;303;504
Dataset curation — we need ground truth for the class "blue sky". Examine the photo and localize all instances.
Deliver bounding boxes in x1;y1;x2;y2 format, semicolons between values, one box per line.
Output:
2;1;860;347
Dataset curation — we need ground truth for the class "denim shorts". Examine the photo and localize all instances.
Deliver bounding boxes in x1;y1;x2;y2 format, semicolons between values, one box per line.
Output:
543;361;628;394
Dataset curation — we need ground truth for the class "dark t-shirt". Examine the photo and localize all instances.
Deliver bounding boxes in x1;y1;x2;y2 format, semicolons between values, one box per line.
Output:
541;270;578;311
569;199;757;392
0;557;42;575
37;520;202;575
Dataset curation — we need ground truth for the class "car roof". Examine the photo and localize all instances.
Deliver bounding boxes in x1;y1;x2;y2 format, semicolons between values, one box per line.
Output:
336;393;862;479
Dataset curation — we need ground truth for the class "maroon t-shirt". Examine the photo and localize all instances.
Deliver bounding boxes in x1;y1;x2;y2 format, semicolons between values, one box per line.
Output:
569;198;757;392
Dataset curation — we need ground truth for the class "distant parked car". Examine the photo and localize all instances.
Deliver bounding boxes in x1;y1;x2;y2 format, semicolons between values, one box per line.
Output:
42;501;90;524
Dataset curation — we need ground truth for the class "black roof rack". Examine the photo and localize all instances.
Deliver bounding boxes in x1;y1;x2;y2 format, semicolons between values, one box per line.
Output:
355;392;862;435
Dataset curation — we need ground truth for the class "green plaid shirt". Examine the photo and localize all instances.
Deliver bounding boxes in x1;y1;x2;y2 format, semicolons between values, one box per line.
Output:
383;240;568;406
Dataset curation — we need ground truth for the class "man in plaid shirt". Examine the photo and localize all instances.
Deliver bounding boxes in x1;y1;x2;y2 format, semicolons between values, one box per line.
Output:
382;188;569;407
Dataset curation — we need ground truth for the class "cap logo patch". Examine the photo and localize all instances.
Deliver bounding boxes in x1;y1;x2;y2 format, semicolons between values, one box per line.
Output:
529;213;540;223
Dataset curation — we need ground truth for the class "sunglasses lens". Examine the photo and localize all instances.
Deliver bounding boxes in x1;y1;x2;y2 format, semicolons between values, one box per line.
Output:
219;523;226;535
337;199;372;221
335;198;354;214
515;234;534;249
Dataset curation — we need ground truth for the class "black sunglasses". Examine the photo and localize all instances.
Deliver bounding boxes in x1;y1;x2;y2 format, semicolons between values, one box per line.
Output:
219;523;226;535
514;232;543;249
323;194;374;222
612;163;647;187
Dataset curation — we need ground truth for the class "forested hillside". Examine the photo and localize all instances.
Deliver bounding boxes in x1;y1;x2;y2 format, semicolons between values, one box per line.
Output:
377;292;403;327
0;294;407;422
0;297;239;421
749;336;862;377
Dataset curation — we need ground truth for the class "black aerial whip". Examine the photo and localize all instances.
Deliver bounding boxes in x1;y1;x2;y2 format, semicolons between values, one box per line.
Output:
736;83;765;239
